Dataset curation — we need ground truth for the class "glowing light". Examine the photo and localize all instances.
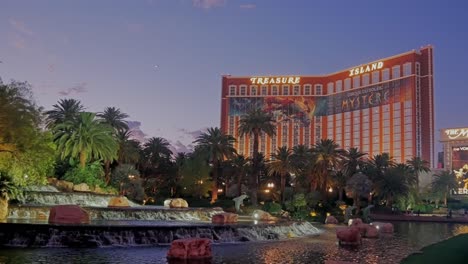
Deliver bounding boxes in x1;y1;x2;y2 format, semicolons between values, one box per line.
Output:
217;188;223;193
250;76;301;85
264;189;270;193
326;212;331;217
254;213;259;219
328;187;333;193
349;61;384;77
310;211;317;217
128;175;135;180
254;220;258;225
267;183;275;188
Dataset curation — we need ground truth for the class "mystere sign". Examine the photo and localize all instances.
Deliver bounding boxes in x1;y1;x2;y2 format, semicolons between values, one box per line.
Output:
349;61;384;77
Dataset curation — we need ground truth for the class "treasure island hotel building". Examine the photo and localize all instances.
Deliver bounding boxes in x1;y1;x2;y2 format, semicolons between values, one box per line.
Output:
220;46;435;167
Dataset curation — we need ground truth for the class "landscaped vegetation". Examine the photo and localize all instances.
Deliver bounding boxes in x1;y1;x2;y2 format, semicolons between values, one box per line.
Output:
0;78;465;219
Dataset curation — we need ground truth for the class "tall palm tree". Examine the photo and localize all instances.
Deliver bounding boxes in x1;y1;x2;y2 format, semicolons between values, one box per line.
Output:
194;127;236;203
97;108;130;183
291;145;314;191
374;166;410;207
312;139;344;195
116;129;141;164
339;147;367;200
431;171;457;206
267;146;296;202
98;107;129;132
54;112;118;168
45;98;84;129
406;157;431;190
238;109;276;206
230;154;249;197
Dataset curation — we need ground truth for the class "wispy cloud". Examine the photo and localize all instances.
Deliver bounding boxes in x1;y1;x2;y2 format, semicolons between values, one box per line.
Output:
58;82;88;96
169;140;194;154
192;0;226;9
178;127;208;139
128;121;147;142
9;19;33;36
240;4;256;9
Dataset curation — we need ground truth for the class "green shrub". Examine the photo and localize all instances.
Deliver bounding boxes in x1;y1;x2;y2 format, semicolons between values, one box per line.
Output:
63;161;106;187
262;201;282;215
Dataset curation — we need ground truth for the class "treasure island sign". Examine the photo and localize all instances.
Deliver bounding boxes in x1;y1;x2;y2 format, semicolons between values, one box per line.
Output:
349;61;384;77
250;76;301;85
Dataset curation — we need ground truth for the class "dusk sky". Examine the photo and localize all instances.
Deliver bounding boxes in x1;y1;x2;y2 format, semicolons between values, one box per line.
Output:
1;0;468;153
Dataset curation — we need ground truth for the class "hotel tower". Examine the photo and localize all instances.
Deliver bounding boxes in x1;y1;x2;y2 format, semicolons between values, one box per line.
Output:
220;46;435;167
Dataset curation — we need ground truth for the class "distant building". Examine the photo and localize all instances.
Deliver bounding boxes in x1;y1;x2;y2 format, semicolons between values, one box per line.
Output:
440;128;468;172
220;46;435;166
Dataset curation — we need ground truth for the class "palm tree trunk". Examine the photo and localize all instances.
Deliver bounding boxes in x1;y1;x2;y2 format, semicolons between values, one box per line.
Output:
105;160;111;185
211;160;219;204
281;174;286;203
79;151;87;168
250;131;260;206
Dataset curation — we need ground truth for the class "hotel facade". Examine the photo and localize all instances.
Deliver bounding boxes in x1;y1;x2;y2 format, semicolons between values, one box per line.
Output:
220;46;435;167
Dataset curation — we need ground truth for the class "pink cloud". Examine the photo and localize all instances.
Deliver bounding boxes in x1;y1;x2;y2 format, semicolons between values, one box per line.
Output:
192;0;226;9
9;19;33;36
240;4;256;9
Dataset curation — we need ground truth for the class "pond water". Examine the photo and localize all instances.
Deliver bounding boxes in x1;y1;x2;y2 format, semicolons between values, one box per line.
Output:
1;222;467;264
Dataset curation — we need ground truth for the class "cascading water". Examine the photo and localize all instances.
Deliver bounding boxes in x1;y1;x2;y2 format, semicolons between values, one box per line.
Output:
23;191;140;207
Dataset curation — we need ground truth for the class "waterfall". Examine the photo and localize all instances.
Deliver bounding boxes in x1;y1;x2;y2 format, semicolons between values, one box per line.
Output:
23;191;140;207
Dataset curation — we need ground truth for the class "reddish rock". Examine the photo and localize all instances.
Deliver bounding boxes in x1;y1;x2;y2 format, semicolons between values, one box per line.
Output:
212;213;238;224
325;215;339;224
354;224;368;236
371;222;394;233
48;205;90;224
364;224;379;238
336;227;361;246
167;238;212;260
348;218;363;226
108;196;130;207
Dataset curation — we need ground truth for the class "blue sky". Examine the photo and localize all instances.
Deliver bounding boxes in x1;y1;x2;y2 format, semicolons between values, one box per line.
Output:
1;0;468;153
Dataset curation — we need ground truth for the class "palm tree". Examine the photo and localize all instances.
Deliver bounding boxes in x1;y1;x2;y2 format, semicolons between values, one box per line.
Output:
54;112;118;168
45;98;84;129
345;172;372;212
342;147;367;177
116;129;141;164
291;145;313;191
238;108;276;206
431;171;457;206
228;154;249;197
143;137;173;169
406;157;431;190
267;146;296;202
194;127;236;203
312;139;344;195
374;166;410;207
98;107;129;132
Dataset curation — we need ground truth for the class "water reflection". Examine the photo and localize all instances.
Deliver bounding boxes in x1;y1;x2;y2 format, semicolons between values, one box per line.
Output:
0;222;467;264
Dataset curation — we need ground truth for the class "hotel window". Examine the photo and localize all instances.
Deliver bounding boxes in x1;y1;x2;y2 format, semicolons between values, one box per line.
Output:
372;71;380;84
344;78;351;90
335;80;343;93
229;86;236;96
416;62;421;76
315;84;323;95
272;85;278;95
229;116;235;136
304;127;310;147
240;85;246;96
304;85;311;95
282;125;288;147
362;74;370;86
271;135;277;152
250;86;257;96
353;76;360;88
403;62;412;76
392;65;401;79
261;85;268;95
382;68;390;81
293;85;300;95
293;124;299;146
282;85;289;95
327;82;334;93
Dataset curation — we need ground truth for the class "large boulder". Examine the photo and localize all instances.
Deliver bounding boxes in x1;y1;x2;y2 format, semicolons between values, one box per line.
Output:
336;227;361;246
371;222;394;233
325;215;339;224
167;238;212;260
169;198;189;208
252;210;278;222
48;205;90;224
56;180;74;192
108;196;130;207
73;183;90;192
212;213;238;224
364;224;379;238
348;218;363;226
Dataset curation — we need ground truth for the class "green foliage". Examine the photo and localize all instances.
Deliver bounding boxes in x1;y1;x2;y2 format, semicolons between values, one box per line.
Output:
63;161;106;187
110;164;145;202
0;171;24;203
262;201;282;214
292;193;307;208
110;164;140;188
179;155;212;198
